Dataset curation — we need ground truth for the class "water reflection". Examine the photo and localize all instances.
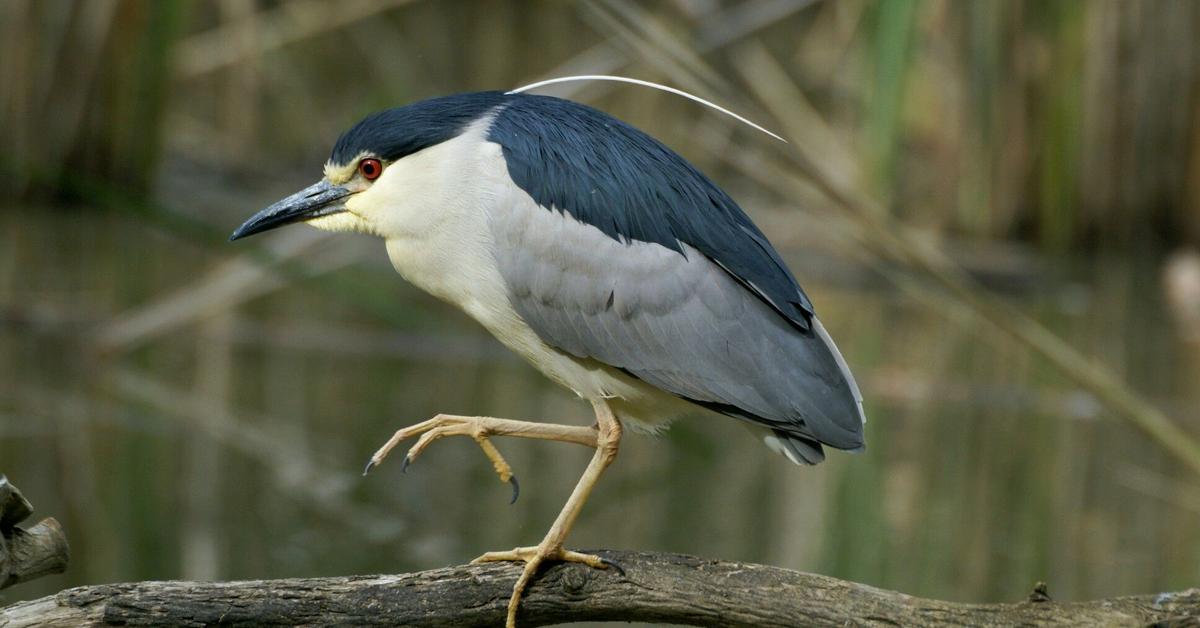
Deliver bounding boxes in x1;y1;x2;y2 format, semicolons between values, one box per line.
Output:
1;208;1197;612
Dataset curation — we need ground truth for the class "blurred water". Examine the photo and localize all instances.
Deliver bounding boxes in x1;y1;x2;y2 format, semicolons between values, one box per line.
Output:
1;206;1197;612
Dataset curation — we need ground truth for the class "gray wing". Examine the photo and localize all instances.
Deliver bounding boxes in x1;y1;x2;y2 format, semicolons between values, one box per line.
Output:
490;196;865;456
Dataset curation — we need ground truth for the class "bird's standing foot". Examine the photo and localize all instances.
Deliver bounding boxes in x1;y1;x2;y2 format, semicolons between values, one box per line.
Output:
474;544;608;568
473;544;610;627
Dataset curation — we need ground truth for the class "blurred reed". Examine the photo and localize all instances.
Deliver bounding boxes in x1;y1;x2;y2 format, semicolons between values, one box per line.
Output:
3;0;1199;248
1;0;185;196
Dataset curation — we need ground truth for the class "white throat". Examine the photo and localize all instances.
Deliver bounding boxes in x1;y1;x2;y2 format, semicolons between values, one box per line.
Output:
364;115;515;317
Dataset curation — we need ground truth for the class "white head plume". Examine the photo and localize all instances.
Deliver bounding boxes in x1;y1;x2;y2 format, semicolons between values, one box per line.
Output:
509;75;786;144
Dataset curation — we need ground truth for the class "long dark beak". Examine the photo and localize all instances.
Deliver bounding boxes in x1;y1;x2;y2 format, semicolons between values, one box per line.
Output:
230;180;351;241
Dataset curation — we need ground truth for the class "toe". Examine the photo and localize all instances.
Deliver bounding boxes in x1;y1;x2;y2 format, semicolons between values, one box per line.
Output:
558;549;609;569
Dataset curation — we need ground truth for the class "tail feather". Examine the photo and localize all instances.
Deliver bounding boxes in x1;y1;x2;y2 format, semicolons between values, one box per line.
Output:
764;431;826;465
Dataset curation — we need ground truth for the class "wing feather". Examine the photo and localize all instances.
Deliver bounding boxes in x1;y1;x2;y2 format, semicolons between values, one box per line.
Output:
489;196;865;451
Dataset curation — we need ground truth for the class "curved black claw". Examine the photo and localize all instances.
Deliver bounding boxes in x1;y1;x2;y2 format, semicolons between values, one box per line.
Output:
508;475;520;505
598;556;626;577
401;455;412;474
362;459;376;477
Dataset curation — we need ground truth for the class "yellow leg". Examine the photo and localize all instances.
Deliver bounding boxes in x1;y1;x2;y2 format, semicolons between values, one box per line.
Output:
364;402;623;628
472;399;623;628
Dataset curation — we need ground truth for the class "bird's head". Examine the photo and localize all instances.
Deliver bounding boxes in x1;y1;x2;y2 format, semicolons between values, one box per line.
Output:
230;92;509;242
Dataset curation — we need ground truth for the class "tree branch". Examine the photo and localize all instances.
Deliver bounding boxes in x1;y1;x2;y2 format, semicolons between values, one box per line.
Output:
2;550;1196;627
0;476;70;591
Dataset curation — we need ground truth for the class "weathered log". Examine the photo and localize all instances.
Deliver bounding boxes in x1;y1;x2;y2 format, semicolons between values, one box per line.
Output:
0;476;70;590
1;550;1196;627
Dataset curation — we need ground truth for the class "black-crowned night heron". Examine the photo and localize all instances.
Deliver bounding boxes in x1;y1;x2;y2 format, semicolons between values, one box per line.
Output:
231;76;865;627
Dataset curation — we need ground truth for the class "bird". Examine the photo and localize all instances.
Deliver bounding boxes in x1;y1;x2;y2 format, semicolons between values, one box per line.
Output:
230;76;866;627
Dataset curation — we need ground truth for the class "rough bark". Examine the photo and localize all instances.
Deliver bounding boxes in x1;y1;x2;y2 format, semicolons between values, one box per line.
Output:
0;476;70;590
2;550;1196;627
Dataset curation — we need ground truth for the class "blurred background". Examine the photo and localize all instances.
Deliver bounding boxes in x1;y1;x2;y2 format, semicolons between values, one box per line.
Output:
3;0;1200;615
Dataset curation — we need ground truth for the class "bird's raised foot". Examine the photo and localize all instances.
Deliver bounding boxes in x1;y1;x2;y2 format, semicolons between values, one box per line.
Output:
363;414;600;504
363;414;518;499
473;545;611;628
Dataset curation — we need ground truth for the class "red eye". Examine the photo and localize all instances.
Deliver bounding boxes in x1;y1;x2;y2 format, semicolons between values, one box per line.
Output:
358;158;382;180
